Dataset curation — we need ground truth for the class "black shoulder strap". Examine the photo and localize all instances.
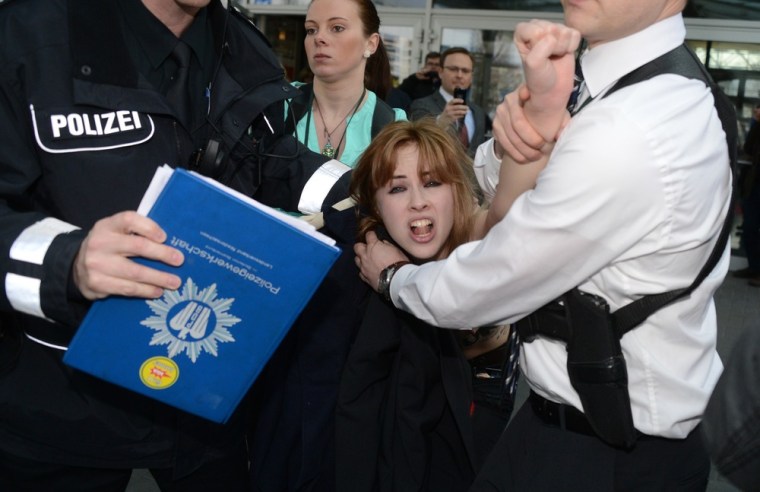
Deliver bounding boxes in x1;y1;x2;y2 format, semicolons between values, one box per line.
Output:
604;45;702;96
284;83;313;136
601;45;738;336
370;98;396;137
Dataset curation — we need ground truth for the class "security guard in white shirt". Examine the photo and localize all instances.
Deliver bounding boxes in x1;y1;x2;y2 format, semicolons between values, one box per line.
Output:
355;0;734;489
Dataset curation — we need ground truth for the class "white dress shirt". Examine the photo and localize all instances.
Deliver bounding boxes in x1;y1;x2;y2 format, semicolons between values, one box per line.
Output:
390;14;731;439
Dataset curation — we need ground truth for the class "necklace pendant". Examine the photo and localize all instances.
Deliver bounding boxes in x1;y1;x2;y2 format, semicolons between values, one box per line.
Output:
321;141;335;158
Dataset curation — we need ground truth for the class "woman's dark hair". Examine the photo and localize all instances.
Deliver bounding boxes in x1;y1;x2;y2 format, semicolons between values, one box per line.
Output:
352;0;391;99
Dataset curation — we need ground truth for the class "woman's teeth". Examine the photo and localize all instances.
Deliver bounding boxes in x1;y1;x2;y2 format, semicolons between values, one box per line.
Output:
411;219;433;235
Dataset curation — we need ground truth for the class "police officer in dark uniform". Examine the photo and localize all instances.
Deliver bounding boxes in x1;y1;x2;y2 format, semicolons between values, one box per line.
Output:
0;0;351;490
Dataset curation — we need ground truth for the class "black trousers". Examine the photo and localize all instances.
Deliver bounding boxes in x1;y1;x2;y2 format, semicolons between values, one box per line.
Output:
0;443;250;492
470;400;710;492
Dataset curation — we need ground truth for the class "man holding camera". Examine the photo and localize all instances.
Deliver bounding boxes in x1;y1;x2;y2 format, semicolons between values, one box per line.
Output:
409;47;487;157
397;51;441;101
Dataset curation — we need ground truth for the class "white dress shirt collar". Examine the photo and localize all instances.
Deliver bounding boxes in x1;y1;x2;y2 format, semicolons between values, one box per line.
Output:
582;13;686;99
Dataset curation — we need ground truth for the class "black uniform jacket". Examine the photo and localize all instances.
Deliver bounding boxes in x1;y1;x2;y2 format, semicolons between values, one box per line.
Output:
335;294;478;492
0;0;347;471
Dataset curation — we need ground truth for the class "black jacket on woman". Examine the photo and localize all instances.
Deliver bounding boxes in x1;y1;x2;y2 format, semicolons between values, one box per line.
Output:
336;294;478;492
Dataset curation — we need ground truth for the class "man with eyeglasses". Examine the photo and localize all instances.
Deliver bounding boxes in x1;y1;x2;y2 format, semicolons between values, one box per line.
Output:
409;47;487;157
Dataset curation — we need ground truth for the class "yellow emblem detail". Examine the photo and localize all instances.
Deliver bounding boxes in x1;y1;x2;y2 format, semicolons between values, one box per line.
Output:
139;356;179;390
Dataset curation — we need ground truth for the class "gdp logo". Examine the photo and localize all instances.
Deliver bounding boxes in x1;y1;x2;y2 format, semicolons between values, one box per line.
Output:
139;357;179;390
141;278;241;363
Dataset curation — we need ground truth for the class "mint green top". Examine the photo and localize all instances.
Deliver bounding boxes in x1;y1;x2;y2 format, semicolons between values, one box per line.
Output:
290;82;407;168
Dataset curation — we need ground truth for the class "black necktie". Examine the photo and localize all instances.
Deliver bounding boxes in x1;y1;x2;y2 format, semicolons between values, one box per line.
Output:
502;327;520;408
167;41;193;127
567;58;586;115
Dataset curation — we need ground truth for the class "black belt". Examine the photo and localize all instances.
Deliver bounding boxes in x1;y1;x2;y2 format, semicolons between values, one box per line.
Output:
529;391;666;444
529;390;597;437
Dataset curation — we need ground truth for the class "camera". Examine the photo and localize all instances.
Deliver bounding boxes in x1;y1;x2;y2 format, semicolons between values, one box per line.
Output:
453;87;467;103
424;70;440;82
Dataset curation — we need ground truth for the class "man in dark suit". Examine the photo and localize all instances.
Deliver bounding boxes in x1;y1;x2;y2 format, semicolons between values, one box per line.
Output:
409;47;487;157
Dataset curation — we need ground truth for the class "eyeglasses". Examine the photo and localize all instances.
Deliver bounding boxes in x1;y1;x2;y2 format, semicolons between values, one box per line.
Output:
443;66;472;75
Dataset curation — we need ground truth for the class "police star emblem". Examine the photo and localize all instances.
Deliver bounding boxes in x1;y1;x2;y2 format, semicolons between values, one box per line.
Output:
141;278;241;363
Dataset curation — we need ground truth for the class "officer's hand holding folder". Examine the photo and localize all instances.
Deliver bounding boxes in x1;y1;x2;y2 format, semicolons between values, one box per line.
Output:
64;165;340;423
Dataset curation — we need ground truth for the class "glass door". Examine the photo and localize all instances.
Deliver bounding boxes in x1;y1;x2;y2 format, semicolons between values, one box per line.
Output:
238;0;760;122
429;12;564;118
378;14;425;84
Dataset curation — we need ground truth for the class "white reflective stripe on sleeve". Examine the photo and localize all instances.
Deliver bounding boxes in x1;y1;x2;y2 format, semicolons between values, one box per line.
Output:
25;333;68;351
10;217;80;265
5;273;46;319
298;159;351;215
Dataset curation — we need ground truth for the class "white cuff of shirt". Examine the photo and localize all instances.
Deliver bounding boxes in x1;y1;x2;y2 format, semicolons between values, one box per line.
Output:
473;138;501;203
388;263;415;307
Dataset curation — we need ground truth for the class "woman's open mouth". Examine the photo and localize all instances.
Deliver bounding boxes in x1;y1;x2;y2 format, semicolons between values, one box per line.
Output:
410;218;434;242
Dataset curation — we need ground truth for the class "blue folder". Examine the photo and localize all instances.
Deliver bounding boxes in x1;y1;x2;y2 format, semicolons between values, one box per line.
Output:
64;167;340;423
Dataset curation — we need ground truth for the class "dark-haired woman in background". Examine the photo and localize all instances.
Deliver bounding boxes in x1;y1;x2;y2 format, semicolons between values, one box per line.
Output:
248;1;404;490
289;0;405;167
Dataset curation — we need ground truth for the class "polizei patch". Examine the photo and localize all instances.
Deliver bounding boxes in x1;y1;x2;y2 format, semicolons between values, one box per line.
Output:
30;104;154;153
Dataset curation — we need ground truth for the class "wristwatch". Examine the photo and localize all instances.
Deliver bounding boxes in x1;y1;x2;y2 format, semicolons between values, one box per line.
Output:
377;261;410;302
